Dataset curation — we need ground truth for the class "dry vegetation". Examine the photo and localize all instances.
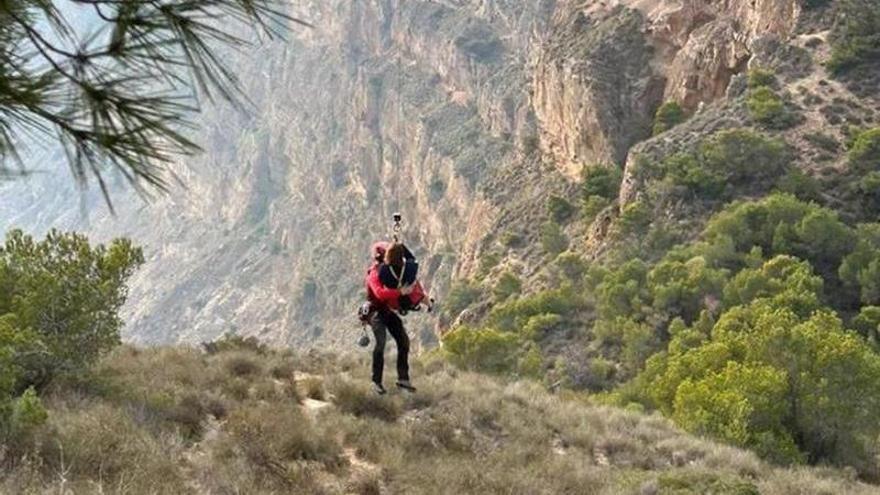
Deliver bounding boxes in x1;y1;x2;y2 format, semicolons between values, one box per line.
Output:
1;343;876;495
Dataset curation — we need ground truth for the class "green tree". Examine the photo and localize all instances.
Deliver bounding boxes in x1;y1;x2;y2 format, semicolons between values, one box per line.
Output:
581;165;622;200
673;362;802;464
489;286;579;332
493;271;522;302
722;256;823;317
0;1;305;204
547;196;575;223
828;0;880;75
848;128;880;173
748;87;797;129
852;306;880;345
443;281;483;320
596;259;649;321
521;313;562;341
700;129;790;184
839;224;880;304
656;130;790;199
442;326;520;374
648;255;728;324
640;298;880;475
703;193;854;272
0;229;144;388
540;221;568;256
653;101;686;135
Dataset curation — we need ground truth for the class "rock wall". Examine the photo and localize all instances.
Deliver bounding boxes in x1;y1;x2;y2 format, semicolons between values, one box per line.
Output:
0;0;808;349
0;0;561;348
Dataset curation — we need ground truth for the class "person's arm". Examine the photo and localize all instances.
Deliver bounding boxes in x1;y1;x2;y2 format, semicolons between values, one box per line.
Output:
367;268;402;301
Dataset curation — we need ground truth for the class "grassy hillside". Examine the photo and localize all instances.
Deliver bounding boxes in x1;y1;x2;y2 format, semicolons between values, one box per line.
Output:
1;340;875;494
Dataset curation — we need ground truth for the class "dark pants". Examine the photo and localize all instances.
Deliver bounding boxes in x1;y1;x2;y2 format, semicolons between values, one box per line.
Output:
369;309;410;384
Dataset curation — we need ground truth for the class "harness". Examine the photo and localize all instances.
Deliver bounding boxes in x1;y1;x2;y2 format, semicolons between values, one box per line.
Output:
388;263;408;289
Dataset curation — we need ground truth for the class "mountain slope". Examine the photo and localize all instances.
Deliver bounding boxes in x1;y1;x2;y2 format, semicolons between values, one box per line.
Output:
2;343;875;494
1;0;870;352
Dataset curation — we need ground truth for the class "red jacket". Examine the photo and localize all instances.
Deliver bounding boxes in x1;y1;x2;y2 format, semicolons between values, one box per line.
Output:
365;264;426;311
366;264;401;308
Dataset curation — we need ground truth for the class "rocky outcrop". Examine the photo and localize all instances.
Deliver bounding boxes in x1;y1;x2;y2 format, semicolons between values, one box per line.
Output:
532;0;801;181
534;6;664;178
638;0;802;111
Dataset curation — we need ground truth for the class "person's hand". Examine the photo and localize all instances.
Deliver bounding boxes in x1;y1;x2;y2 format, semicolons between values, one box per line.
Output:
400;284;414;295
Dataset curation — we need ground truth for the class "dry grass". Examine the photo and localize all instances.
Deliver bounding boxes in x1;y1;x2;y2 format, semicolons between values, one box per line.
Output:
1;345;878;494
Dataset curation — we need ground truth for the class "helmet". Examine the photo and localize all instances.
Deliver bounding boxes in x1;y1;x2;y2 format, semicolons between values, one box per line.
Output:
371;241;390;262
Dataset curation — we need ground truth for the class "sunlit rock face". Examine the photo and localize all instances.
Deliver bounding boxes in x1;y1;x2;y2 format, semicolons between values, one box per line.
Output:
0;0;806;349
0;1;562;348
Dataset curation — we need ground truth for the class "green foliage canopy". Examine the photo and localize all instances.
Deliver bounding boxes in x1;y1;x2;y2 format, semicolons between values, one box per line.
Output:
0;1;304;204
0;229;143;391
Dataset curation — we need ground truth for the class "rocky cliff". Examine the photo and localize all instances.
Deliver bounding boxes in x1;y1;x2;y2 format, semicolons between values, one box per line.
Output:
0;0;860;349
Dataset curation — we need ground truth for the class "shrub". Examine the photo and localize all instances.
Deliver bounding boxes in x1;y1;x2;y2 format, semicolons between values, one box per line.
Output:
477;251;501;278
638;300;880;474
521;313;562;341
581;165;622;200
489;286;580;332
748;68;778;89
616;201;652;237
774;169;822;202
656;129;790;199
43;404;185;491
517;344;544;378
848;127;880;173
540;221;569;256
444;281;483;320
656;470;760;495
0;230;143;389
328;378;402;422
653;101;687;135
203;333;267;355
827;0;880;75
554;252;588;283
803;131;840;153
493;272;522;302
747;87;798;129
852;306;880;344
442;327;521;374
547;196;575;223
2;387;48;454
223;353;263;377
500;231;524;248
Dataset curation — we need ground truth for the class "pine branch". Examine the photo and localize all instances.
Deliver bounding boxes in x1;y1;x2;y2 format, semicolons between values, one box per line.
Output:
0;0;310;208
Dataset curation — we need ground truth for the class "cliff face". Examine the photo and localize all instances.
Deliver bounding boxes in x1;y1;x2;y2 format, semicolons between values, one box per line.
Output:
0;0;562;347
0;0;835;348
534;0;802;179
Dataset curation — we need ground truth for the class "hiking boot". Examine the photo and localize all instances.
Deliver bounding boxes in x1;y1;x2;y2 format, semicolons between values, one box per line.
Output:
396;380;417;392
372;382;387;395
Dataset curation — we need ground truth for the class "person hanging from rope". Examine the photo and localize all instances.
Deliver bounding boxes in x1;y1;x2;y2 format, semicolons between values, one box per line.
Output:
358;214;428;395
